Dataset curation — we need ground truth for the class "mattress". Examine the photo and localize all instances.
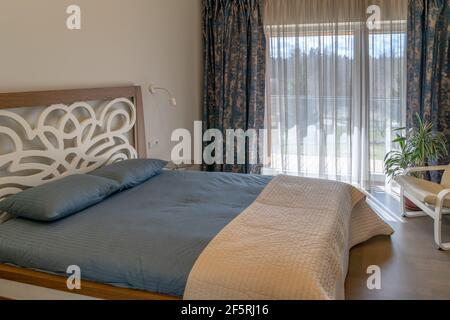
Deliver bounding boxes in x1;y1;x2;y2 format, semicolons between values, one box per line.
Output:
0;170;272;297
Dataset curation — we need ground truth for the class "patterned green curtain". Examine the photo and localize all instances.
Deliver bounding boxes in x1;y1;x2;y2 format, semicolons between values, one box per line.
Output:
407;0;450;179
202;0;266;174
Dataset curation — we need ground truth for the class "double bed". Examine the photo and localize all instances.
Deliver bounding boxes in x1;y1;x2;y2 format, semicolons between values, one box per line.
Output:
0;170;271;298
0;86;393;300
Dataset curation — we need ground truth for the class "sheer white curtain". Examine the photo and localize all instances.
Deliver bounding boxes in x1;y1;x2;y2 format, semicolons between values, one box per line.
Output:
263;0;407;189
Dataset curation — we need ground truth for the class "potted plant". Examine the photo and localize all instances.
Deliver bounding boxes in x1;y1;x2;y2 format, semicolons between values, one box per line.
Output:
384;114;448;211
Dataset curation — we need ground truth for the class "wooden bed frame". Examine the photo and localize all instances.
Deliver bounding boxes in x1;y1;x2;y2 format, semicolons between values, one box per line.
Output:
0;86;180;300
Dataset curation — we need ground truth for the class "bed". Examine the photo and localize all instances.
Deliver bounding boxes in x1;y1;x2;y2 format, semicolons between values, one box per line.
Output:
0;86;393;300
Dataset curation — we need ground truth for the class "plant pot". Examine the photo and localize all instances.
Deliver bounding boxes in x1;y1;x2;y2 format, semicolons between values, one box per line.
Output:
404;196;421;211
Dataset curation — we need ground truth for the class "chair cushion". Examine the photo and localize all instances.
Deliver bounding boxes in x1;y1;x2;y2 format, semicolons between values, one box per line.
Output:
395;175;450;208
441;166;450;189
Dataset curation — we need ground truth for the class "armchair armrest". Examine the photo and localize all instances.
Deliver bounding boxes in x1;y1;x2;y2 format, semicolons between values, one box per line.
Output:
404;165;449;175
436;188;450;209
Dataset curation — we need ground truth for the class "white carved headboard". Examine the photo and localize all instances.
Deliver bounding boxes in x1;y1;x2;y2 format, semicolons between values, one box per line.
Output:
0;86;146;199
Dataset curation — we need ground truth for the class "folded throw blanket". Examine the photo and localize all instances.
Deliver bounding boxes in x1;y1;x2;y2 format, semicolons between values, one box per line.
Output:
184;175;393;300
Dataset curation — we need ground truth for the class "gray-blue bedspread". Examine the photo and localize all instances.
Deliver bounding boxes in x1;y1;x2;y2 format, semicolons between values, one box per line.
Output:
0;170;272;296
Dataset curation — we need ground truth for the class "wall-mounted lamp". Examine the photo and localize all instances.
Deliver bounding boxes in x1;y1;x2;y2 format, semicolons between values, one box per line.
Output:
148;84;177;107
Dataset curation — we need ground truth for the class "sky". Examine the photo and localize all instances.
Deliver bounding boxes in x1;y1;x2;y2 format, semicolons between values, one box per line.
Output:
270;33;406;59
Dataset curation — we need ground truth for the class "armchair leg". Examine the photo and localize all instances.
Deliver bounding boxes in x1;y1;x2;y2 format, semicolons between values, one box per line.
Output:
434;206;450;251
400;186;407;217
403;211;427;218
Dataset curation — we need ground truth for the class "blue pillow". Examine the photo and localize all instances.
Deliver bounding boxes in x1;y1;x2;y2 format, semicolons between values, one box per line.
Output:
0;174;120;222
88;159;167;190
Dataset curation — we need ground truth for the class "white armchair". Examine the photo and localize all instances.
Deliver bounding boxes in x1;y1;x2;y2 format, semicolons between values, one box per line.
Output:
395;165;450;250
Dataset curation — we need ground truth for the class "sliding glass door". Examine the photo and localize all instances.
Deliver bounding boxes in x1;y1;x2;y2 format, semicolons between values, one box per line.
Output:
264;0;407;189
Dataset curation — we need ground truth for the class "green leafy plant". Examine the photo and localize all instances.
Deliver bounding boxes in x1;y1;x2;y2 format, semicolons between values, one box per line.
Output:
384;113;448;181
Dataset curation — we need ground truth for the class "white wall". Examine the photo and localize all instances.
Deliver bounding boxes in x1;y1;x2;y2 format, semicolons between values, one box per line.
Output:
0;0;203;160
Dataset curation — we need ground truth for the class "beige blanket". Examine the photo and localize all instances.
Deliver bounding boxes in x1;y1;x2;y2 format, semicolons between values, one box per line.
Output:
184;175;393;300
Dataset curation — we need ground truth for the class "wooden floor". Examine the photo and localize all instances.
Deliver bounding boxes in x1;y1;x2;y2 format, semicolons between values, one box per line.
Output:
345;190;450;300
